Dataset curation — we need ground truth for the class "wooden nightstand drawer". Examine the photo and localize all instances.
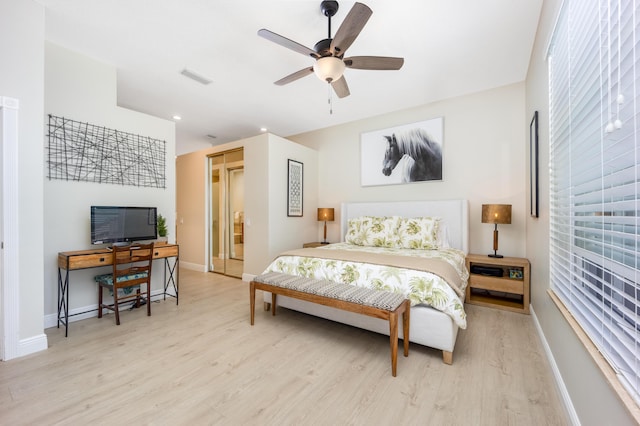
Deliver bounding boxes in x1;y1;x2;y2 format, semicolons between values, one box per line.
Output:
468;274;524;295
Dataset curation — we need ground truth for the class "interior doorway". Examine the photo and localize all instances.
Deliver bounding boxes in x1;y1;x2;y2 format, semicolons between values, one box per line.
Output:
208;148;244;278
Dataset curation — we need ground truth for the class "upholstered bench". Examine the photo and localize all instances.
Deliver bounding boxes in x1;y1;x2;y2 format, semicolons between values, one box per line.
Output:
250;271;410;377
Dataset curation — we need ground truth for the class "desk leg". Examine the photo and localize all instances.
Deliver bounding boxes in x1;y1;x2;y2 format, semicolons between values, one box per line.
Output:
57;267;69;337
163;256;179;305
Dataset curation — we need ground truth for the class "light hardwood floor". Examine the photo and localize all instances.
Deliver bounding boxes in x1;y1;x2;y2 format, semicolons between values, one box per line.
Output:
0;269;569;425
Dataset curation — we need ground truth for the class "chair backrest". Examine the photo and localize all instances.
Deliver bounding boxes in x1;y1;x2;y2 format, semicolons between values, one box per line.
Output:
112;242;154;285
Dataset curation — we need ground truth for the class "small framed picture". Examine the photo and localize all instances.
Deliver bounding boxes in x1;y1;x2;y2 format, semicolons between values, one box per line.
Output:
509;269;524;279
287;159;303;217
530;111;539;218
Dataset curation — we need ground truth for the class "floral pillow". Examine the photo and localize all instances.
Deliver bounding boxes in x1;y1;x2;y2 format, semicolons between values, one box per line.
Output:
397;217;441;249
344;217;364;245
345;216;401;247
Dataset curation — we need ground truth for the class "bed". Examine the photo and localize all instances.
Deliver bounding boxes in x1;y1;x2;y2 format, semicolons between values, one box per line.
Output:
261;199;469;364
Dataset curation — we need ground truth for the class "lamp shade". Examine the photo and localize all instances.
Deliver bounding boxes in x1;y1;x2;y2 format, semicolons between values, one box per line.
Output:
313;57;346;82
317;208;335;222
481;204;512;224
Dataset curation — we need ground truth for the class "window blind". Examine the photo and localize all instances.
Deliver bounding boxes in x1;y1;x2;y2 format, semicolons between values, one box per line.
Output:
549;0;639;402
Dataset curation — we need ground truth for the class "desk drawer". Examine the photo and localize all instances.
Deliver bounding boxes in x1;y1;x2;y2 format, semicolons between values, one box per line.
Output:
154;245;178;258
63;253;112;269
59;244;178;271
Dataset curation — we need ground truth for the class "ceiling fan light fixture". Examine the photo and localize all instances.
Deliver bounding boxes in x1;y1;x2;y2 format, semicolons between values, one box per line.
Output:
313;56;345;82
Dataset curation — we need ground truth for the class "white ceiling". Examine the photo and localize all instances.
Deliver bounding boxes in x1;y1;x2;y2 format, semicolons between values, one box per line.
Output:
37;0;542;155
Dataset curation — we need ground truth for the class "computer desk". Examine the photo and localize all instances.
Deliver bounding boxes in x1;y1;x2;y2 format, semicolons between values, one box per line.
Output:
57;243;179;336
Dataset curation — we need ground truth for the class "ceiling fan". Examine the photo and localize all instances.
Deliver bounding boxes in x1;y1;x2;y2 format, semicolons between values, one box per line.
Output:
258;1;404;99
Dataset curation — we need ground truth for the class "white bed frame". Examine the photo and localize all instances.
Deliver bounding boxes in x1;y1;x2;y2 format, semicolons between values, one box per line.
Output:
264;199;469;364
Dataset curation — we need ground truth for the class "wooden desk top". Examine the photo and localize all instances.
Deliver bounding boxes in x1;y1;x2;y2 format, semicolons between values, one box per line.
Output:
58;243;178;270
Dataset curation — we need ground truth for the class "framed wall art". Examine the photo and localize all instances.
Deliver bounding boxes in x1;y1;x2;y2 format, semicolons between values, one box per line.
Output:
47;114;166;188
530;111;539;218
360;117;443;187
287;159;303;217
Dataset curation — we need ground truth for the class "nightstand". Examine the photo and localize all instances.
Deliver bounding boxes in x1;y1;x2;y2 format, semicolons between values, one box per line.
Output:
465;254;530;314
303;242;329;248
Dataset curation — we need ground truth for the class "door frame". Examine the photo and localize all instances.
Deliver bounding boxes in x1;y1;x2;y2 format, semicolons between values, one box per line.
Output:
1;97;20;360
206;148;244;276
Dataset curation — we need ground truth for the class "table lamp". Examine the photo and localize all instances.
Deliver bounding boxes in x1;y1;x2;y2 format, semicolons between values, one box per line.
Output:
317;207;334;244
481;204;512;258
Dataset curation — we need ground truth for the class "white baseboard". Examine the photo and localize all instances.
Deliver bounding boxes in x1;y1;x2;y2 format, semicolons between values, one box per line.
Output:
13;333;48;360
531;305;580;426
43;289;177;329
180;261;206;272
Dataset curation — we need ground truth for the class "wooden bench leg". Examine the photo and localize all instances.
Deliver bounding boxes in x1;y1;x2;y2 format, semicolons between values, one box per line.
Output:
250;282;256;325
442;351;453;365
389;301;411;377
403;300;410;357
271;293;277;316
389;310;399;377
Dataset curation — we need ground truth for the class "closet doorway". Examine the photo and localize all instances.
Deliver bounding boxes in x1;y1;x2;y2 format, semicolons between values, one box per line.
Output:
208;148;244;278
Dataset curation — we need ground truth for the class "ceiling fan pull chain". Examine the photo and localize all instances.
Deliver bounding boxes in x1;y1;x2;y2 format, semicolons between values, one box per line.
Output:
328;82;333;114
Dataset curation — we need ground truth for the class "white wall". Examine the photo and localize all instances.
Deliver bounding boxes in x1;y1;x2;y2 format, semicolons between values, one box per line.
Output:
0;0;47;357
43;43;176;325
290;83;526;257
525;1;636;425
266;134;318;262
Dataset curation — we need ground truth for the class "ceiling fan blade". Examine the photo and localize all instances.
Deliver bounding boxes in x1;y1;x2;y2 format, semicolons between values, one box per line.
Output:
344;56;404;70
258;29;319;58
274;67;314;86
331;76;350;98
330;3;373;56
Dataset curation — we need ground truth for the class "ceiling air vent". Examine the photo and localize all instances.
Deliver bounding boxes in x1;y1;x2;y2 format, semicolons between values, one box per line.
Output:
180;68;212;85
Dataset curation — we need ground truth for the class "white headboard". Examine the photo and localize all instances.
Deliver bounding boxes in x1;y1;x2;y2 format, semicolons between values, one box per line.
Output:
340;199;469;253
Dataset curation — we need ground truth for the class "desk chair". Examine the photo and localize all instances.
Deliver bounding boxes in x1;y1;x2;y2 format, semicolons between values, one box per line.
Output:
95;242;154;325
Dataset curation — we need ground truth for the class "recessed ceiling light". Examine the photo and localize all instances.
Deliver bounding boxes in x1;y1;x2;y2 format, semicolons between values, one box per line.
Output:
260;127;267;132
180;68;213;85
172;115;182;120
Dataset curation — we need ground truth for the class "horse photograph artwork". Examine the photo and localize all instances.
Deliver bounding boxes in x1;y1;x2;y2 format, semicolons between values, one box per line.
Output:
360;117;443;186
